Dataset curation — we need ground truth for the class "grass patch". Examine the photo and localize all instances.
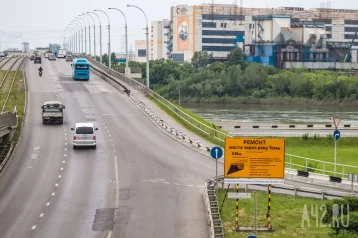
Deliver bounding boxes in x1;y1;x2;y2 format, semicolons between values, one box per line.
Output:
0;71;15;107
0;69;25;143
9;71;25;143
218;189;333;238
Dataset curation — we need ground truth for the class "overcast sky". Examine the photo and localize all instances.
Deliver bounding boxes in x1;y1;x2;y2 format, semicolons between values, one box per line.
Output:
1;0;358;53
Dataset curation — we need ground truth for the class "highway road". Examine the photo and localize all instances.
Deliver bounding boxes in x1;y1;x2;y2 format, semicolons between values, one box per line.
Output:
0;57;353;238
0;57;217;238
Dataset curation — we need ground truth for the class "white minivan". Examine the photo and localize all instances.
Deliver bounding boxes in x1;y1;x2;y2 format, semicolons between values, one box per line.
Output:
71;122;98;149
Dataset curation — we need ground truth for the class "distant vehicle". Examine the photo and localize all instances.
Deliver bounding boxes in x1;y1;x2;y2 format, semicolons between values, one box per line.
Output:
0;52;5;58
44;53;49;58
30;54;36;60
48;54;56;61
72;58;90;80
41;101;65;124
71;122;98;149
58;49;66;58
66;55;73;62
34;55;41;64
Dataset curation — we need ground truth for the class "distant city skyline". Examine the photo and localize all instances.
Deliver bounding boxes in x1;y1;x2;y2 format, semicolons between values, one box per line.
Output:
1;0;358;53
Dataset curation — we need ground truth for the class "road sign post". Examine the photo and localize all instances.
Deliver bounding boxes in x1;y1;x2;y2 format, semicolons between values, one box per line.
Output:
210;146;223;194
332;116;341;177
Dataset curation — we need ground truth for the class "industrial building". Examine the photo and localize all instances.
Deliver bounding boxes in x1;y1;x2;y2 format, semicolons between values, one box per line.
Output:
166;4;358;69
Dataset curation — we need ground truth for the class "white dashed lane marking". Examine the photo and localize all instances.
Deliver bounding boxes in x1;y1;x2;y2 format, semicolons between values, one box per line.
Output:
140;180;204;188
31;226;36;230
46;202;50;206
39;213;44;218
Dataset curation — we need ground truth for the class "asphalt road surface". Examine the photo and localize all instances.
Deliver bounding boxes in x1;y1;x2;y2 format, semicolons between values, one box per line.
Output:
0;58;353;238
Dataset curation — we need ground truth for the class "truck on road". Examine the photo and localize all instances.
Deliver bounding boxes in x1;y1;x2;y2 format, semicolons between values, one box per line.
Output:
41;101;65;124
58;49;66;58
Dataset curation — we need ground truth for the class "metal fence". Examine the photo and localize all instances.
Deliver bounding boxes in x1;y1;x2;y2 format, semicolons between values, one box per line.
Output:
84;56;358;179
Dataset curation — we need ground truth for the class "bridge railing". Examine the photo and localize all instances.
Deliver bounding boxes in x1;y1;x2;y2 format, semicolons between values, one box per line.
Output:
84;56;358;180
286;153;358;179
0;111;17;130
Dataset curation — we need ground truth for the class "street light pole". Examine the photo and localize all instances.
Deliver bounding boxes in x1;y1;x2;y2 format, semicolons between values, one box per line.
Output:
76;17;87;55
81;14;92;56
71;22;81;54
88;12;102;63
127;4;149;88
72;21;83;54
108;8;129;76
95;10;111;69
85;13;96;59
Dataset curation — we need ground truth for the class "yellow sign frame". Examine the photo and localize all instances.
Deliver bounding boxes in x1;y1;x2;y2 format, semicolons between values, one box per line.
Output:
224;138;285;179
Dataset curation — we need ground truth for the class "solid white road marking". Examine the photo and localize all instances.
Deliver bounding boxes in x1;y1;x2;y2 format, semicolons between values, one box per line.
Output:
39;213;44;218
114;156;119;208
31;226;36;230
46;202;50;206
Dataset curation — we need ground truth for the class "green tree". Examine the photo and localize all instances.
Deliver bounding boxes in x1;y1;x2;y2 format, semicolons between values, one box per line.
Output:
226;48;247;69
102;54;109;67
208;61;226;73
191;51;213;69
111;52;118;67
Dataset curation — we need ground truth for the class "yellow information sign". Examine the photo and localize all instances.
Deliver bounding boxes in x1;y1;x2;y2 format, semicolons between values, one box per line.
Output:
224;138;285;179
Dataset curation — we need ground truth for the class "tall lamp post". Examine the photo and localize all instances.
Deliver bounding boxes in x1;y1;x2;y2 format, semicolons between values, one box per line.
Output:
76;17;87;55
68;26;77;53
95;9;111;69
84;13;96;59
69;24;78;54
108;7;129;76
127;4;149;88
88;11;102;63
72;20;83;54
80;14;92;56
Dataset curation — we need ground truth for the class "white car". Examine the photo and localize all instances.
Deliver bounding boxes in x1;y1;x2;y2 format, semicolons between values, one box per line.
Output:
45;53;49;58
71;122;98;149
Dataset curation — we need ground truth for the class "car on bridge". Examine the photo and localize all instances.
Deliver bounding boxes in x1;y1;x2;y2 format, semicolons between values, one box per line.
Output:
71;122;98;149
48;54;56;61
34;55;41;64
30;54;36;60
41;101;65;124
66;55;72;62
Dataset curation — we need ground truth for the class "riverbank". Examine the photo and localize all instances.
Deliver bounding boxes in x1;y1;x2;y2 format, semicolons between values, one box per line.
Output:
175;96;358;106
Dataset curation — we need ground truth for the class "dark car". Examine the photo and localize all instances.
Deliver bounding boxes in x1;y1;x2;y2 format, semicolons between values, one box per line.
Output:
30;54;36;60
66;55;72;62
34;55;41;64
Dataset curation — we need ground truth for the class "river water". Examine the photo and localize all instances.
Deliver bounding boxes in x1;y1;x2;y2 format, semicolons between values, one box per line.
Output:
182;103;358;124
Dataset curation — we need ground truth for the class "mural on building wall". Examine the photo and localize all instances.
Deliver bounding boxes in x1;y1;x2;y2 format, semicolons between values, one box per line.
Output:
177;16;189;51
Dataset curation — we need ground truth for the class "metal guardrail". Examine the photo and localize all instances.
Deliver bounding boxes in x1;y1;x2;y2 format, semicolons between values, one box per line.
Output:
0;142;15;172
286;153;358;179
83;56;358;180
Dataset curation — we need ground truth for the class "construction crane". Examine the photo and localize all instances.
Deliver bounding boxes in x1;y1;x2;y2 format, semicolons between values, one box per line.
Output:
344;28;358;62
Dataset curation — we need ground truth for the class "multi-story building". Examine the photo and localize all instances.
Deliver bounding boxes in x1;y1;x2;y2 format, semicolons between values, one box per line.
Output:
134;40;147;62
167;4;358;67
150;19;171;60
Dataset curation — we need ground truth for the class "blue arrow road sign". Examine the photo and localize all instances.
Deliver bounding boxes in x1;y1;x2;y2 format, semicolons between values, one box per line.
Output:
210;146;223;160
334;130;340;141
